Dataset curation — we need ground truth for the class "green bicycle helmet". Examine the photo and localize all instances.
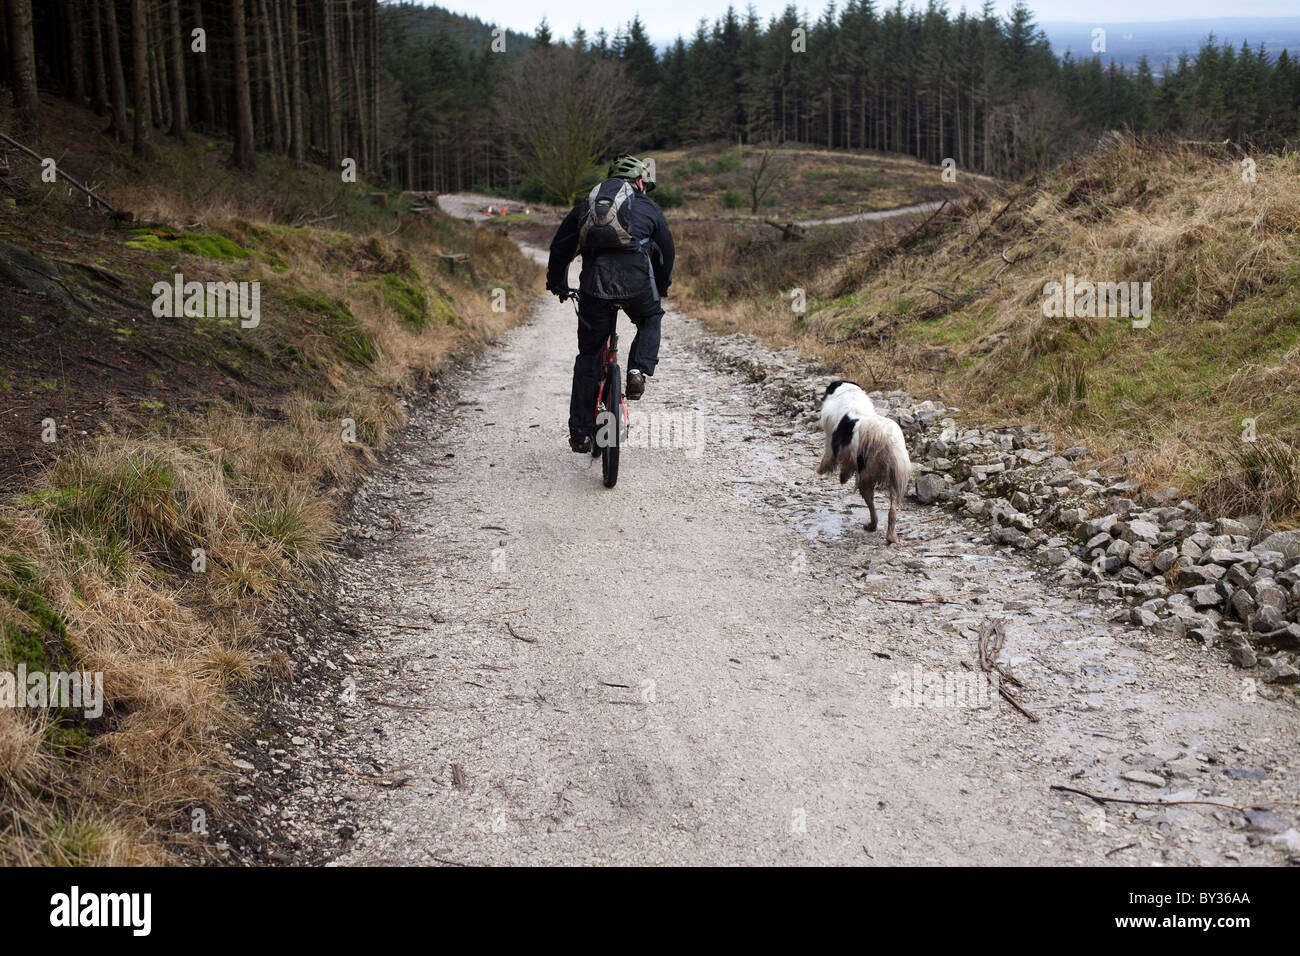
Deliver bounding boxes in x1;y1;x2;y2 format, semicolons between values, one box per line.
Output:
607;154;655;191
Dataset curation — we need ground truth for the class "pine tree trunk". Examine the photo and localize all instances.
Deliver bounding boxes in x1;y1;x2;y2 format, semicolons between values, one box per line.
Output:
955;84;963;168
130;0;150;153
286;0;304;167
343;0;364;167
258;0;282;152
65;0;87;104
271;0;290;153
368;0;379;173
322;0;341;165
5;0;41;137
193;0;215;126
230;0;256;170
149;0;169;129
103;0;128;141
167;0;186;139
858;75;866;150
89;0;108;115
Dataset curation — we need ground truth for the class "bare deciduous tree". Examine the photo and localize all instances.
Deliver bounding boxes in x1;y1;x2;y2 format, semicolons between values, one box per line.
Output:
502;44;638;205
743;143;789;214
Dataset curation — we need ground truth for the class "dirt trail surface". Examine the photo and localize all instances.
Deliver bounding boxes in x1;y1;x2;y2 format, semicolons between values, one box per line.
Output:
270;232;1300;868
436;192;555;222
793;199;948;227
435;192;947;230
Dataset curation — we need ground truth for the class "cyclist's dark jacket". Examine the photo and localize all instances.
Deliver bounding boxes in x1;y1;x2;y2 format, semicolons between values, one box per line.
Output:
546;181;675;301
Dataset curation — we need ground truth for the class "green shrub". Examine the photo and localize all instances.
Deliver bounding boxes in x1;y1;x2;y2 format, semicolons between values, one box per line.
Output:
711;151;740;174
654;184;686;209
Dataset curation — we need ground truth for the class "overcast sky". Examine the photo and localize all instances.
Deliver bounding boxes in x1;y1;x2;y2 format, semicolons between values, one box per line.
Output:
430;1;1297;45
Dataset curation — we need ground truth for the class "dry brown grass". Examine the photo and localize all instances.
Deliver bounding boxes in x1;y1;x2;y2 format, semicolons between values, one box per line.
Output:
676;136;1300;509
0;117;541;863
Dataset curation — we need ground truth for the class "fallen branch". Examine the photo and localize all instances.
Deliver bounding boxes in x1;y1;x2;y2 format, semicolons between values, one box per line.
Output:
977;619;1039;722
969;194;1015;245
893;199;949;248
0;130;120;214
368;699;433;712
997;685;1038;721
341;763;412;786
1050;784;1300;814
505;621;535;644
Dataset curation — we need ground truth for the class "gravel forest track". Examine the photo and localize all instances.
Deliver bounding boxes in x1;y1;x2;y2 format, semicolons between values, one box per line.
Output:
433;192;950;228
267;222;1300;867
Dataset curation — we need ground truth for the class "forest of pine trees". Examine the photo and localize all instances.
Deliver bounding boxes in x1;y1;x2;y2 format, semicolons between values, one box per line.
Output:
3;1;1298;195
380;1;1300;192
1;0;382;175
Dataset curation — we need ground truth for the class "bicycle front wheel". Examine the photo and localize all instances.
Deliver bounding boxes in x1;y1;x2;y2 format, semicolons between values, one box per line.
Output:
601;365;622;488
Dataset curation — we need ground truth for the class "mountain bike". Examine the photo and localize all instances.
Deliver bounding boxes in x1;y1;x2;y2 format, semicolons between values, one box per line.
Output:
568;288;628;488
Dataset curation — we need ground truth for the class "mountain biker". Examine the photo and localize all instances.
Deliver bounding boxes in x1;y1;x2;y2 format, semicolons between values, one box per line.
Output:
546;154;675;454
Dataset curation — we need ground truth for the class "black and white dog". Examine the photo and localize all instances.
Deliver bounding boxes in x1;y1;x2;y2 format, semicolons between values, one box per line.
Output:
816;380;911;544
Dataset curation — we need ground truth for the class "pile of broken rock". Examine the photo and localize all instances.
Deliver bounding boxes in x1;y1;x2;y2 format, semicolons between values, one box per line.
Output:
890;393;1300;686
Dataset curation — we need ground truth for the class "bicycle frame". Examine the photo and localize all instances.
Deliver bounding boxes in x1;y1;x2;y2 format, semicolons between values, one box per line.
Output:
569;288;629;439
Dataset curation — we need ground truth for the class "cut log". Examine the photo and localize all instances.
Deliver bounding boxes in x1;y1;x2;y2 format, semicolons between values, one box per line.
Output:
763;219;807;241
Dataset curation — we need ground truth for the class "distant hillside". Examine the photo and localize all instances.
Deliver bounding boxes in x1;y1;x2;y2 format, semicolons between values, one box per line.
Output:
380;1;533;54
1040;17;1300;68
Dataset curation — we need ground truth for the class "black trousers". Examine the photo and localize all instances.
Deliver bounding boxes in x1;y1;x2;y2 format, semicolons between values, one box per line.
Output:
568;292;663;440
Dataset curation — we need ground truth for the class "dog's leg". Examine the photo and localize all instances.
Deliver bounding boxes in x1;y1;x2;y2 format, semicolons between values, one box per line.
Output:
861;479;878;532
816;439;834;475
885;485;902;545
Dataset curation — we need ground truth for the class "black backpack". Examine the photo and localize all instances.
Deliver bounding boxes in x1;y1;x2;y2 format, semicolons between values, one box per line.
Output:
578;179;638;252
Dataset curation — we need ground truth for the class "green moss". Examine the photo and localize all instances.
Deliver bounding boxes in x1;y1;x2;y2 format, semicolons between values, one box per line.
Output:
125;229;250;261
375;273;429;330
1;554;74;674
431;290;460;326
45;724;94;753
284;290;376;366
20;378;62;392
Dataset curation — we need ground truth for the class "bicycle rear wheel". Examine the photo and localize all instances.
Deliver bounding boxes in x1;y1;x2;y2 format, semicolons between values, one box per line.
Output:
601;365;621;488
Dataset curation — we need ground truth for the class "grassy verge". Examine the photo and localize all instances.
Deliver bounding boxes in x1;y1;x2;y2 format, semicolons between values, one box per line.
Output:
0;96;540;863
653;141;993;218
674;136;1300;522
